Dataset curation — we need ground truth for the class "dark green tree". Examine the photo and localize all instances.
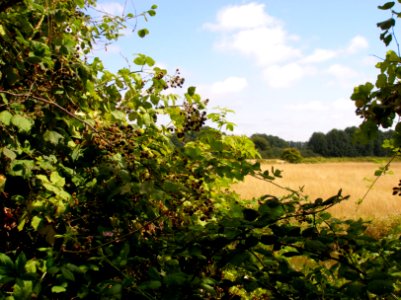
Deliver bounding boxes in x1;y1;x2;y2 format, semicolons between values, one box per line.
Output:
307;132;329;156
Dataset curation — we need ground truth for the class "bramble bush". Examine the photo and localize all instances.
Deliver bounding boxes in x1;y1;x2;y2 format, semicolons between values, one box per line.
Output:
1;1;401;299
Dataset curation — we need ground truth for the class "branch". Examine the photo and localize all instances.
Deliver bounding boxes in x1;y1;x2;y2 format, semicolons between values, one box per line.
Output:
357;152;399;206
61;216;163;254
0;90;98;132
251;173;301;196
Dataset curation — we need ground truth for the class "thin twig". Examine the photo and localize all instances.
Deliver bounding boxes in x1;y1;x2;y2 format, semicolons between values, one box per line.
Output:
0;90;98;132
357;153;399;209
62;215;163;254
251;173;301;196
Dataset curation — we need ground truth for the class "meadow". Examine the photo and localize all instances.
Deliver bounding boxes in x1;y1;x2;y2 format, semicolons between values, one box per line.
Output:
233;160;401;237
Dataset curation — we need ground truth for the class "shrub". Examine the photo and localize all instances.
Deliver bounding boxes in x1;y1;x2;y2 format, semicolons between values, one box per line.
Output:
281;147;303;163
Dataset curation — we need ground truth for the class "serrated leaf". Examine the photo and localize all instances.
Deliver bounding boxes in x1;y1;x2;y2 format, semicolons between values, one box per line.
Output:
11;115;33;132
0;110;13;125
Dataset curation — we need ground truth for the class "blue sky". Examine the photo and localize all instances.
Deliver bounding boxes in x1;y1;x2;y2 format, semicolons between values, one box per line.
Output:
92;1;392;141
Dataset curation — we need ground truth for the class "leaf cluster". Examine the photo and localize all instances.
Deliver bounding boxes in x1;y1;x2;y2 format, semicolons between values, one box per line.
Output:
1;1;401;299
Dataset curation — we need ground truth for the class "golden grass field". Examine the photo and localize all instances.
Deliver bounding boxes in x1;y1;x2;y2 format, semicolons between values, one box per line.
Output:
232;161;401;237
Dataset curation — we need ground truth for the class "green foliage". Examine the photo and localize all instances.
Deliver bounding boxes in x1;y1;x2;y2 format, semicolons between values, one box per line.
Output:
307;127;393;157
281;147;303;163
351;2;401;147
1;1;401;299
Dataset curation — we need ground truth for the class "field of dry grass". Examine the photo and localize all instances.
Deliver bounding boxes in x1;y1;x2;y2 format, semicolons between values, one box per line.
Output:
232;161;401;236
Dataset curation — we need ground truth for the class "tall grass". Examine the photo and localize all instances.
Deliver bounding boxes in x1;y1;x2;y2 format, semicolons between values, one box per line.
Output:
233;161;401;237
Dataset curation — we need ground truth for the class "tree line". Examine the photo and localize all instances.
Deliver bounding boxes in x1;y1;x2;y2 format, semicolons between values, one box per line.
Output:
251;127;393;159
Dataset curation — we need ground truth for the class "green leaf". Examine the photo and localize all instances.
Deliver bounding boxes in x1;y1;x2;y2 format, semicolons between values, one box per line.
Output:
50;171;65;187
51;286;67;293
145;56;155;67
376;73;387;88
9;160;35;178
15;252;27;274
304;240;328;254
11;115;33;133
43;130;64;145
134;54;147;65
61;266;75;281
378;2;395;10
187;86;196;96
377;18;396;30
5;67;19;85
2;147;16;160
339;265;360;281
163;272;188;286
139;280;162;290
138;28;149;38
31;216;43;230
13;280;33;299
0;110;13;125
0;253;14;269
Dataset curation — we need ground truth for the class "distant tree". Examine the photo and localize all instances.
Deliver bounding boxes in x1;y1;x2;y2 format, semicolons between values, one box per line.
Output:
281;147;303;163
265;134;289;148
307;132;329;156
250;134;270;151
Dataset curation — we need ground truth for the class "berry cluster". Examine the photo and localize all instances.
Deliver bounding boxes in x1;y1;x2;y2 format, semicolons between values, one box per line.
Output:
166;69;185;89
176;100;208;138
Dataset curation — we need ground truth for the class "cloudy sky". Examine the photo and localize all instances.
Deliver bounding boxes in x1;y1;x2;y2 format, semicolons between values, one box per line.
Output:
92;0;391;141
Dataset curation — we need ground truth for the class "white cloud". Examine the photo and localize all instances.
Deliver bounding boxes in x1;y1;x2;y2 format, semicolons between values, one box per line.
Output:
217;27;302;66
327;64;358;78
210;76;248;94
203;2;276;31
346;35;369;54
326;64;360;88
287;97;354;113
205;3;373;93
286;100;329;112
207;3;301;66
96;2;124;15
301;48;338;64
262;63;316;88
